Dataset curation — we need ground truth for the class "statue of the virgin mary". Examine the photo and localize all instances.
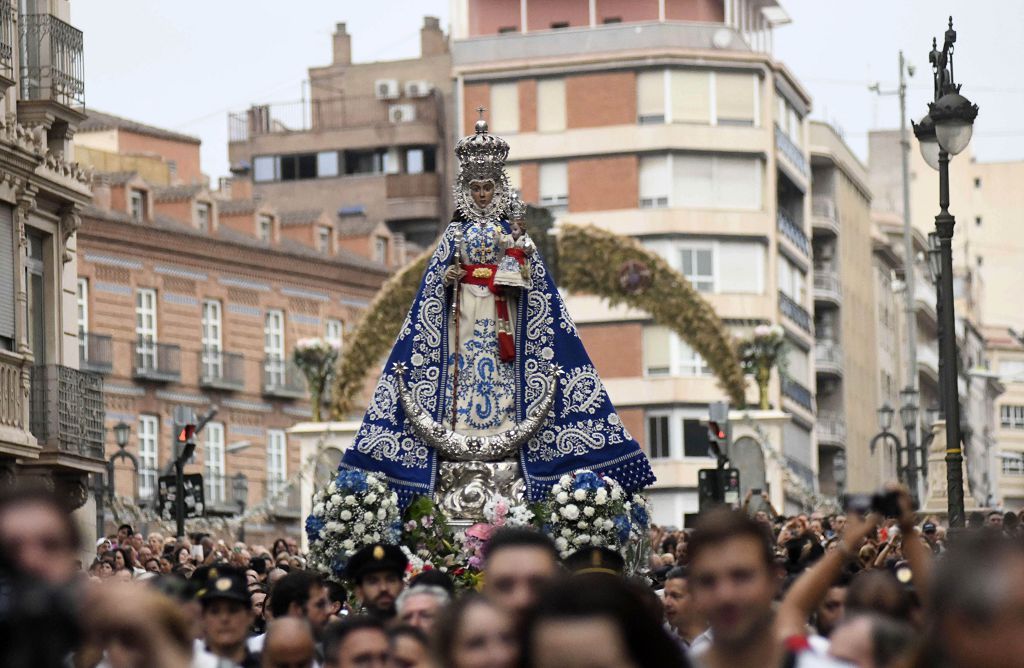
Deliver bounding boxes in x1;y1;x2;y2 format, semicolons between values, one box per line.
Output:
339;115;655;522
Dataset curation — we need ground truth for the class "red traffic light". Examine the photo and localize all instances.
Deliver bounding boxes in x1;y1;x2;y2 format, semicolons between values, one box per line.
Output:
177;424;197;442
708;421;726;441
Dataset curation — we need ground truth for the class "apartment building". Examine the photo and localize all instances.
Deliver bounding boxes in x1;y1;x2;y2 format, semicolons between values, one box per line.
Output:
987;327;1024;509
0;1;103;552
75;117;390;540
869;132;1005;508
227;17;454;250
807;121;875;495
451;0;818;522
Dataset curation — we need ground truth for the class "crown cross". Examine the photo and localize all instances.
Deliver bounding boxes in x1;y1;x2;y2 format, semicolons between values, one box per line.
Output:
476;106;487;120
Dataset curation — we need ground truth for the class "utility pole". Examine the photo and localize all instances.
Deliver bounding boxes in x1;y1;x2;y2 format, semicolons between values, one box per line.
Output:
871;52;920;499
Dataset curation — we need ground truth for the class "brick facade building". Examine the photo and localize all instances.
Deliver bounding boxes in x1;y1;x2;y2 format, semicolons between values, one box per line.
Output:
75;115;389;540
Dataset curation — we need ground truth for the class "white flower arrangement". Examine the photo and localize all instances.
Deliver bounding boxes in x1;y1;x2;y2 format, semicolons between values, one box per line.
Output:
305;469;401;579
539;470;637;560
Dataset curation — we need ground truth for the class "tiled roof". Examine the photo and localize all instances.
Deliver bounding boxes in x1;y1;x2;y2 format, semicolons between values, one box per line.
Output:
97;171;140;186
79;110;202;145
279;209;326;226
82;205;388;272
152;184;207;202
217;198;260;215
337;218;382;238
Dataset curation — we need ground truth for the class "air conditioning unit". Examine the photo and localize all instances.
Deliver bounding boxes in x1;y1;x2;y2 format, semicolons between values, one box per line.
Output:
375;79;400;100
388;104;416;123
404;80;433;98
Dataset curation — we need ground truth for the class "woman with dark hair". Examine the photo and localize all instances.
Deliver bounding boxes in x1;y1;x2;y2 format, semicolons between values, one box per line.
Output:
271;538;289;557
432;594;517;668
112;546;137;572
520;576;689;668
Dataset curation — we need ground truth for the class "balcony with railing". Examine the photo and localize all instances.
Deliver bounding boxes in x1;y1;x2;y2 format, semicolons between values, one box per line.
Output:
198;348;245;391
19;12;85;109
811;196;839;236
778;291;812;334
782;376;814;413
79;333;112;374
29;364;105;464
777;209;810;258
913;269;938;323
263;355;306;399
133;339;181;383
0;350;29;443
385;172;442;220
229;95;439;143
813;268;842;307
814;340;844;379
264;479;302;519
0;1;15;85
775;124;809;178
816;412;846;447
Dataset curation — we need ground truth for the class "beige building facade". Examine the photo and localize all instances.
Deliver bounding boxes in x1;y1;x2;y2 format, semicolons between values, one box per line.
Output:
451;0;824;523
0;1;103;553
808;121;876;495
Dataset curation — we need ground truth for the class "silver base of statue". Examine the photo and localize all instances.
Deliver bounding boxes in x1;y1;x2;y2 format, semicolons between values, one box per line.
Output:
434;460;525;528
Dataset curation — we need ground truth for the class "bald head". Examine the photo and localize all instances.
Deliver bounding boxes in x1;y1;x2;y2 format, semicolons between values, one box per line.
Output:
262;617;316;668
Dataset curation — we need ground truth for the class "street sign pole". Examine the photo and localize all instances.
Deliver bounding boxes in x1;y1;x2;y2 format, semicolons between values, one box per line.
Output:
175;457;185;539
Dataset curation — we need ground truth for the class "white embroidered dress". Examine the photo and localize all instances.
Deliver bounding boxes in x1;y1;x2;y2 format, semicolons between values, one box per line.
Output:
445;219;519;437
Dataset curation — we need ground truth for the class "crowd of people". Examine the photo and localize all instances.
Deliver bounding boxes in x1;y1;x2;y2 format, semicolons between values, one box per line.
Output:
2;484;1024;667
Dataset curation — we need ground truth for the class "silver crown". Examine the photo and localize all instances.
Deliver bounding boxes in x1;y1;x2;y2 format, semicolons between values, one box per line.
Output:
455;117;510;181
508;192;527;220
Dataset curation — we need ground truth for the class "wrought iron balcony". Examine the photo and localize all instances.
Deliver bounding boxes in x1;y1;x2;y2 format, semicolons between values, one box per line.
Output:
198;348;245;391
782;376;814;412
264;479;301;518
0;1;15;83
778;291;812;334
811;196;839;236
133;339;181;382
19;13;85;108
813;269;842;306
814;340;844;378
262;355;306;399
29;364;104;460
816;412;847;446
775;124;809;178
777;209;810;257
79;333;112;374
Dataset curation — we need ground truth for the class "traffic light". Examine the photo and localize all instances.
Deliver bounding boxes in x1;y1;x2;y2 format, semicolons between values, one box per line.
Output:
707;401;731;451
176;422;197;463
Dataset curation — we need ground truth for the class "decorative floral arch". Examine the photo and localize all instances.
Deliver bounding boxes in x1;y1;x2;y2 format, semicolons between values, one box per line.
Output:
330;224;746;417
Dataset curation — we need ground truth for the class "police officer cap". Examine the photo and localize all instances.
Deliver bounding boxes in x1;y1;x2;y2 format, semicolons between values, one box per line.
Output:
345;543;408;582
562;546;626;576
196;565;250;605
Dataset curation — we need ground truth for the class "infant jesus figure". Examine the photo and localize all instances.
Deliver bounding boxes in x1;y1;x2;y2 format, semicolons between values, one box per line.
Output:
493;196;536;289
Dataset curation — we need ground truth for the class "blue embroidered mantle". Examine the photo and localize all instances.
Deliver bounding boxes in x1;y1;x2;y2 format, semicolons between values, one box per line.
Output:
340;219;656;506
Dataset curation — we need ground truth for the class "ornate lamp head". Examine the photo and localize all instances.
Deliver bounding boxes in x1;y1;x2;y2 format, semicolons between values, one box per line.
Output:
453;109;513;222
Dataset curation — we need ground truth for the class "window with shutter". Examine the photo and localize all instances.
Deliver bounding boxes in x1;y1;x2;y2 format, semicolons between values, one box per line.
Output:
670;70;711;124
537;79;566;132
715;72;756;125
489;83;520;133
637;70;665;124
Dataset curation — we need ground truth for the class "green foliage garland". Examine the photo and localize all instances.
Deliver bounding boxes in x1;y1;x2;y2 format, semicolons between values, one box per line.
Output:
329;223;747;417
556;224;746;406
330;248;432;417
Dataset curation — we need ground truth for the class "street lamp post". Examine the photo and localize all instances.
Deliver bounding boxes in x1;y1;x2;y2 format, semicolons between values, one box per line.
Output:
912;17;978;529
232;472;249;543
899;387;920;499
108;421;139;502
871;403;904;484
